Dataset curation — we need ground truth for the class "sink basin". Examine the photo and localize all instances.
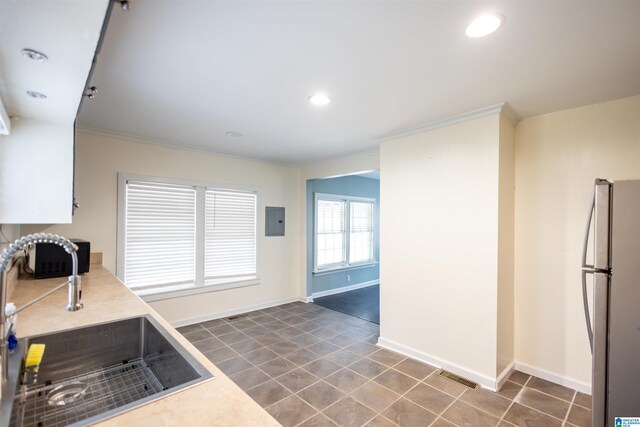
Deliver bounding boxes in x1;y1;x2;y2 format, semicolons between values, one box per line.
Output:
1;315;213;427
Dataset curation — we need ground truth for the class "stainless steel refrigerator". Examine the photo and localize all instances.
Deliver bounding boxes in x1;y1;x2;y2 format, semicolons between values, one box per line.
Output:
582;179;640;427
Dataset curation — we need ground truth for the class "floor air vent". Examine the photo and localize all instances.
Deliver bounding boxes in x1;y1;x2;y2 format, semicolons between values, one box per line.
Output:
438;370;478;389
226;314;250;321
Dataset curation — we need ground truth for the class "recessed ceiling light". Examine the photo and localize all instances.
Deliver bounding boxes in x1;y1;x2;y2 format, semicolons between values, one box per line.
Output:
308;94;331;106
466;14;505;38
21;48;48;61
26;90;47;99
226;131;243;137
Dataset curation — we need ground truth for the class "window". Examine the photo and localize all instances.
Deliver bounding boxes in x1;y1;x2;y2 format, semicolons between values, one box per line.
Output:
316;199;346;267
117;174;258;299
314;193;375;272
123;181;196;291
205;189;257;285
349;201;374;264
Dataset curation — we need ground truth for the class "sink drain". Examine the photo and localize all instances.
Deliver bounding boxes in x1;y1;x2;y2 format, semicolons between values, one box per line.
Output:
46;382;88;406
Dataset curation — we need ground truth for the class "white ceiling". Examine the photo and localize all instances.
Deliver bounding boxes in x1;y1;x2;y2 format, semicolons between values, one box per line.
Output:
77;1;640;165
0;1;109;126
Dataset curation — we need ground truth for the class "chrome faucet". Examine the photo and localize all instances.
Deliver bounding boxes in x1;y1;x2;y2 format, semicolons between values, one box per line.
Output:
0;233;83;383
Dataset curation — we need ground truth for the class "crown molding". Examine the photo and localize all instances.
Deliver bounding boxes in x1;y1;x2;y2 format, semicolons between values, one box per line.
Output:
300;147;380;168
77;126;382;170
377;102;521;142
75;126;298;168
500;102;521;126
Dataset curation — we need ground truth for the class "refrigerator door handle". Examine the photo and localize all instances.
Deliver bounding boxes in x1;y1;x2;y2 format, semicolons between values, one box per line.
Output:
581;189;595;352
591;272;610;427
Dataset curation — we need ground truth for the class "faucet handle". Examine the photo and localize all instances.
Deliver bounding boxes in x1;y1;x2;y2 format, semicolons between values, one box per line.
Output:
4;302;16;317
65;275;83;312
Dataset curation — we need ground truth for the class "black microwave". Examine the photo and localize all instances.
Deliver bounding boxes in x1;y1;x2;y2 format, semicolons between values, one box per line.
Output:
29;239;91;279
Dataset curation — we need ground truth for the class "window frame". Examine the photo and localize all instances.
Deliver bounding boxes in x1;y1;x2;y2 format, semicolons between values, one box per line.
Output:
117;173;260;302
313;192;376;274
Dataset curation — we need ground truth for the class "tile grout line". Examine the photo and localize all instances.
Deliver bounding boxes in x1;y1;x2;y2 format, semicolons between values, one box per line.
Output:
521;383;580;404
316;373;395;424
305;378;392;427
259;307;338;426
208;319;313;384
289;350;412;425
510;381;579;421
572;402;591;411
218;334;490;426
498;399;517;426
290;406;321;427
199;340;301;410
562;390;578;426
193;305;587;427
206;322;382;420
518;392;581;421
498;374;532;426
513;400;572;423
430;373;469;427
231;341;332;404
511;375;582;423
402;371;465;418
348;376;403;421
454;388;513;425
413;373;467;427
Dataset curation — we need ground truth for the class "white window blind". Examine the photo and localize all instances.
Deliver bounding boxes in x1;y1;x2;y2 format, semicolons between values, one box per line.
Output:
205;189;257;282
314;194;376;272
124;180;196;291
349;201;374;264
316;199;346;268
118;174;260;298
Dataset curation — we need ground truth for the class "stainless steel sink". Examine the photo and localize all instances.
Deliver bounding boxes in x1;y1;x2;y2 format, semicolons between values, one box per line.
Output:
0;315;213;427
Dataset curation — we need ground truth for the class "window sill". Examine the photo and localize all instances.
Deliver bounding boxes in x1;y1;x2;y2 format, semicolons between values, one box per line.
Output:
137;277;260;302
312;262;378;276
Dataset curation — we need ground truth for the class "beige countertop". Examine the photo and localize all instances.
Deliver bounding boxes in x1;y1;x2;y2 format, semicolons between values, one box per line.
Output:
9;266;280;427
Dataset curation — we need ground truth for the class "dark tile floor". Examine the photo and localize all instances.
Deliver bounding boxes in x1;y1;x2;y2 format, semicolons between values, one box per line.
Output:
314;285;380;324
178;302;591;427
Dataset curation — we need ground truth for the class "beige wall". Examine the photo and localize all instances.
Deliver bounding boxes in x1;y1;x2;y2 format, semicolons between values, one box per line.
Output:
379;113;505;387
514;95;640;390
22;131;302;324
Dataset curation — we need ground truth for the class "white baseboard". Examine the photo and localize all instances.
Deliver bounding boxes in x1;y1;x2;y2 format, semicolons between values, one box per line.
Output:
496;361;516;390
303;296;314;303
311;280;379;299
375;338;590;394
514;361;591;394
170;296;300;327
377;337;502;391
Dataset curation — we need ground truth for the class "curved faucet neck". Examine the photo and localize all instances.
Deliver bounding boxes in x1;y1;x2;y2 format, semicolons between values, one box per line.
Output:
1;233;83;384
1;234;79;273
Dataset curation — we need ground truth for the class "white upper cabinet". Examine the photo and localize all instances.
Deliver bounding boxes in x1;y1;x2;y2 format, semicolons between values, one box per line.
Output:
0;119;74;224
0;0;110;224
